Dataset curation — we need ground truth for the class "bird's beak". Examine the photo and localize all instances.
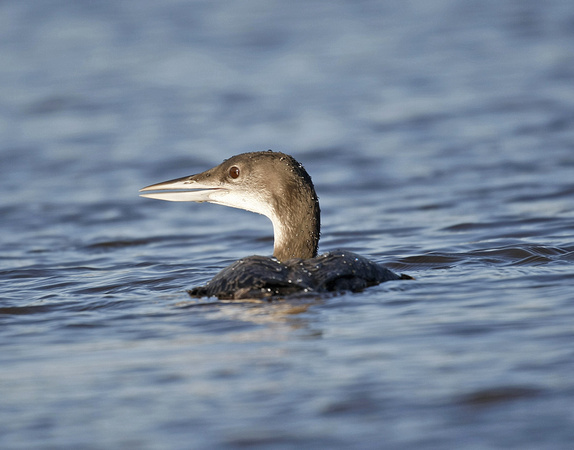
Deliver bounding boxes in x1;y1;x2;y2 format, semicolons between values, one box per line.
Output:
139;175;225;202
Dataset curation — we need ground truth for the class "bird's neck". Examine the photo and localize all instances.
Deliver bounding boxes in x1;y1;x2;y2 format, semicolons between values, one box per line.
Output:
271;207;320;262
269;183;320;262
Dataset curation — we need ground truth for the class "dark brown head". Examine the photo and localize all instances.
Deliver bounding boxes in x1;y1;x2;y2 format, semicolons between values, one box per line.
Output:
140;151;321;261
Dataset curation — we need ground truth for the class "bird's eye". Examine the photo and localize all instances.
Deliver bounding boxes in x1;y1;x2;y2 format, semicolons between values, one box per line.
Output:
229;166;240;179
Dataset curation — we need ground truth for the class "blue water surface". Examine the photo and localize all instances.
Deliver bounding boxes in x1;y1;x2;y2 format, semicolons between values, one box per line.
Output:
2;1;574;448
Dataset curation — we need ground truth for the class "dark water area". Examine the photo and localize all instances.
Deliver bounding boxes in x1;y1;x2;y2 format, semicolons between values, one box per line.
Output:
2;0;574;448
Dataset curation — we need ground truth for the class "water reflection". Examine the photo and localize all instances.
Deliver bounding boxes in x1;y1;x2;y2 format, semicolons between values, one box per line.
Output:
175;296;325;330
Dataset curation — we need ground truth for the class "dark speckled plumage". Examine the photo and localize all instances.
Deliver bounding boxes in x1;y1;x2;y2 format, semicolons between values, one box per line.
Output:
188;250;409;300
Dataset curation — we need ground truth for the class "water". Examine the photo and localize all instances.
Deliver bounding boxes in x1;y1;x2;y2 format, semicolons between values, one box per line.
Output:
2;0;574;448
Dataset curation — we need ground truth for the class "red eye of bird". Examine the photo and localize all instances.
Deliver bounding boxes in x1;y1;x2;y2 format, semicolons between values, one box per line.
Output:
229;166;240;179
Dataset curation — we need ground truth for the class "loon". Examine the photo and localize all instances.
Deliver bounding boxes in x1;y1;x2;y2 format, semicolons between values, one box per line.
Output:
140;151;410;299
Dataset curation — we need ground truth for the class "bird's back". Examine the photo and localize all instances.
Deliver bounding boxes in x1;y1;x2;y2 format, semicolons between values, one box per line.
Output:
188;251;408;300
